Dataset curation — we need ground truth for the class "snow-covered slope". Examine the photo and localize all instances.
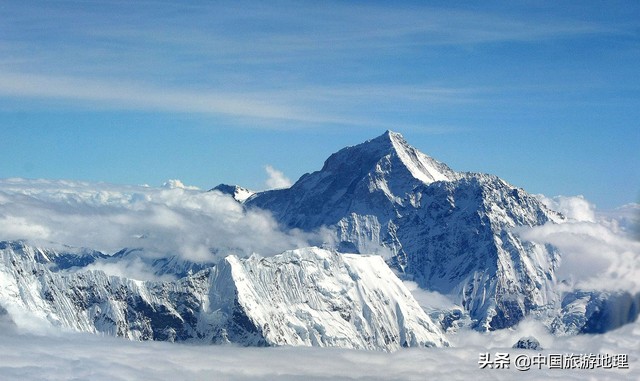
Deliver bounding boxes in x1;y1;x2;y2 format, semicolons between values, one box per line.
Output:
247;131;459;231
219;248;447;349
210;184;255;203
0;241;205;340
0;241;210;280
247;131;564;330
552;289;640;335
0;242;447;350
0;241;109;271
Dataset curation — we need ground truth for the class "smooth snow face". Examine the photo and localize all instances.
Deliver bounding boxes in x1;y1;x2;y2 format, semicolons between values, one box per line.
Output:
387;131;453;184
0;242;446;351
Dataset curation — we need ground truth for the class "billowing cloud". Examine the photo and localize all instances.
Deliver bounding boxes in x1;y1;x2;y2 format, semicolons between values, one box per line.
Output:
519;221;640;291
535;194;596;222
0;178;317;266
264;165;292;190
597;203;640;237
161;179;200;190
0;318;637;381
520;195;640;293
403;281;458;312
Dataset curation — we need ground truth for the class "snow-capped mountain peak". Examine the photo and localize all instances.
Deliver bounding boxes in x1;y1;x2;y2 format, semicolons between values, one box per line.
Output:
209;184;255;202
247;131;460;231
248;131;564;330
320;130;456;189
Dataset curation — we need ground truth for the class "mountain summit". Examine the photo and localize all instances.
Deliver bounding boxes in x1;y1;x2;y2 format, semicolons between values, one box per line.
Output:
248;131;563;330
320;130;457;186
248;131;458;231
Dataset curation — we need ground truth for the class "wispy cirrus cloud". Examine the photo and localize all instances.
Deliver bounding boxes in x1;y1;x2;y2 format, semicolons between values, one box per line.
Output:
0;71;308;122
0;2;624;131
0;70;483;131
1;2;613;76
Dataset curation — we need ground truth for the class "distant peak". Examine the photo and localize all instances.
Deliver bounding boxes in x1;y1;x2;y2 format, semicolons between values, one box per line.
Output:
210;184;255;203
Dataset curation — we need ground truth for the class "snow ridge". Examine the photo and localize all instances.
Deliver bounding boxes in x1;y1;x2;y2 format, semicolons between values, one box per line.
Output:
0;242;447;350
225;248;447;349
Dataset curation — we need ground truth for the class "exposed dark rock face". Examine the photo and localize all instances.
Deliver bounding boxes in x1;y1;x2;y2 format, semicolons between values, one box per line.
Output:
513;336;543;350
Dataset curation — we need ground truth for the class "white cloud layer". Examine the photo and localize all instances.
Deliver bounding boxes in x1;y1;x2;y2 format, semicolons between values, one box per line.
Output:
597;203;640;237
0;183;638;379
521;196;640;293
0;178;316;265
0;318;637;381
403;281;458;312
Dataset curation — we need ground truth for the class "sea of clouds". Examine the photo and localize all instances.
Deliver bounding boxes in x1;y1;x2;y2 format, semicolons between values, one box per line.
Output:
0;178;333;279
0;316;637;381
0;178;639;380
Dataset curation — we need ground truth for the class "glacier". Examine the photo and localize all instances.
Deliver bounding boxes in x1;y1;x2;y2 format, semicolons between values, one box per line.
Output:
0;241;447;350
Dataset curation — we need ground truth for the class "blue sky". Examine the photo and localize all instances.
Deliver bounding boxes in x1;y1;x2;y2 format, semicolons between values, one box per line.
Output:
0;1;638;209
